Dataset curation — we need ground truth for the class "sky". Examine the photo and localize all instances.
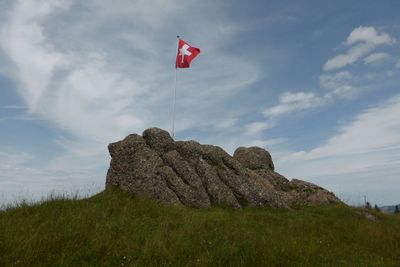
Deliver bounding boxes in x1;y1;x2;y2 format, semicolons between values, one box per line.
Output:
0;0;400;206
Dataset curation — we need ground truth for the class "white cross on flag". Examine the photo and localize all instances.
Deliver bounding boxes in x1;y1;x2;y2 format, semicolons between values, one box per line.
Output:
175;38;200;68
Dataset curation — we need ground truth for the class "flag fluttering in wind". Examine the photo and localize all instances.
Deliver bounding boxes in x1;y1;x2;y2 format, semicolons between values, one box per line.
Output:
175;38;200;68
171;37;200;137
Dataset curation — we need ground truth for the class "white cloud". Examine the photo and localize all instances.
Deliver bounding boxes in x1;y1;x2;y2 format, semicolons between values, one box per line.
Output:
213;118;239;129
363;52;389;64
0;0;262;204
198;118;285;155
324;43;374;71
277;94;400;205
320;71;351;89
1;0;260;138
245;121;273;136
250;138;286;147
0;0;260;139
319;71;356;98
324;26;394;71
1;2;399;207
263;91;324;118
203;132;286;156
262;27;395;125
261;27;395;134
0;150;103;207
345;26;394;46
282;94;400;161
0;0;71;112
396;59;400;69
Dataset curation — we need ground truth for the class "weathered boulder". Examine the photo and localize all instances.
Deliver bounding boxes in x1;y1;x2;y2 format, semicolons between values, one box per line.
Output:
233;146;274;171
106;127;342;208
286;179;340;206
143;127;174;154
106;134;181;205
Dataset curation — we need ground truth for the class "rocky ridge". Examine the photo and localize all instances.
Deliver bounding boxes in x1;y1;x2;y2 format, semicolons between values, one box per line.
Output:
106;127;341;208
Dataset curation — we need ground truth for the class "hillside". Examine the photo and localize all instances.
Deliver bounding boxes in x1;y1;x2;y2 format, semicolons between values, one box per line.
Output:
1;189;399;267
381;204;400;214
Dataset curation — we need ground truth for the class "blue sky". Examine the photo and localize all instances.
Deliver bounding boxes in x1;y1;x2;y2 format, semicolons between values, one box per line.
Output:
1;0;400;206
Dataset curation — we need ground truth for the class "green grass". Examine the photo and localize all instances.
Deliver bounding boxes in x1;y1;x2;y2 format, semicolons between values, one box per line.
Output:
1;189;399;267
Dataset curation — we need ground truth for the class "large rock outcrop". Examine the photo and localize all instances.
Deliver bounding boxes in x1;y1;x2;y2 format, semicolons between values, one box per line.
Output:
106;127;341;208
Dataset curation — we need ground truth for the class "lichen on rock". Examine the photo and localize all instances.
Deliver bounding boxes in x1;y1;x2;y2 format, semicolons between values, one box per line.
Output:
106;127;342;208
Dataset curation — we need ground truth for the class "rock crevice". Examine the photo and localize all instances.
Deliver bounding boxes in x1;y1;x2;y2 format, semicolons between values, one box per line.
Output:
106;127;341;208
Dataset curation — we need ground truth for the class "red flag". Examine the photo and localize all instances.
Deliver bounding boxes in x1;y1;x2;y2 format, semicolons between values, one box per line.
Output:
175;38;200;68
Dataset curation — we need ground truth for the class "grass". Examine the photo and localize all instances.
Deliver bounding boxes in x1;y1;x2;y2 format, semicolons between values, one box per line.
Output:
0;189;399;267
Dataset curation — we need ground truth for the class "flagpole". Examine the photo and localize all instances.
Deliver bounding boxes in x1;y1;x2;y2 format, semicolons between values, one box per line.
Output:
172;67;177;137
172;35;180;137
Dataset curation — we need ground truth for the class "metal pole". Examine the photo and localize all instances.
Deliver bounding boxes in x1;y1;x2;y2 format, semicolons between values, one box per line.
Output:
172;36;180;137
172;67;177;137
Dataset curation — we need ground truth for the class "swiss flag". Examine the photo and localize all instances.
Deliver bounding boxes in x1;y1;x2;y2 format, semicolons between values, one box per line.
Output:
175;38;200;68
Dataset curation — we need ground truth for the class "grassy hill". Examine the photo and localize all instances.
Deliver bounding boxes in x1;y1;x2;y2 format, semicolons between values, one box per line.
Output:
1;189;399;267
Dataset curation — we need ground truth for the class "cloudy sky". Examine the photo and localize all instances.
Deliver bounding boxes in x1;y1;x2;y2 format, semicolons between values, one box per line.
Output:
1;0;400;206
